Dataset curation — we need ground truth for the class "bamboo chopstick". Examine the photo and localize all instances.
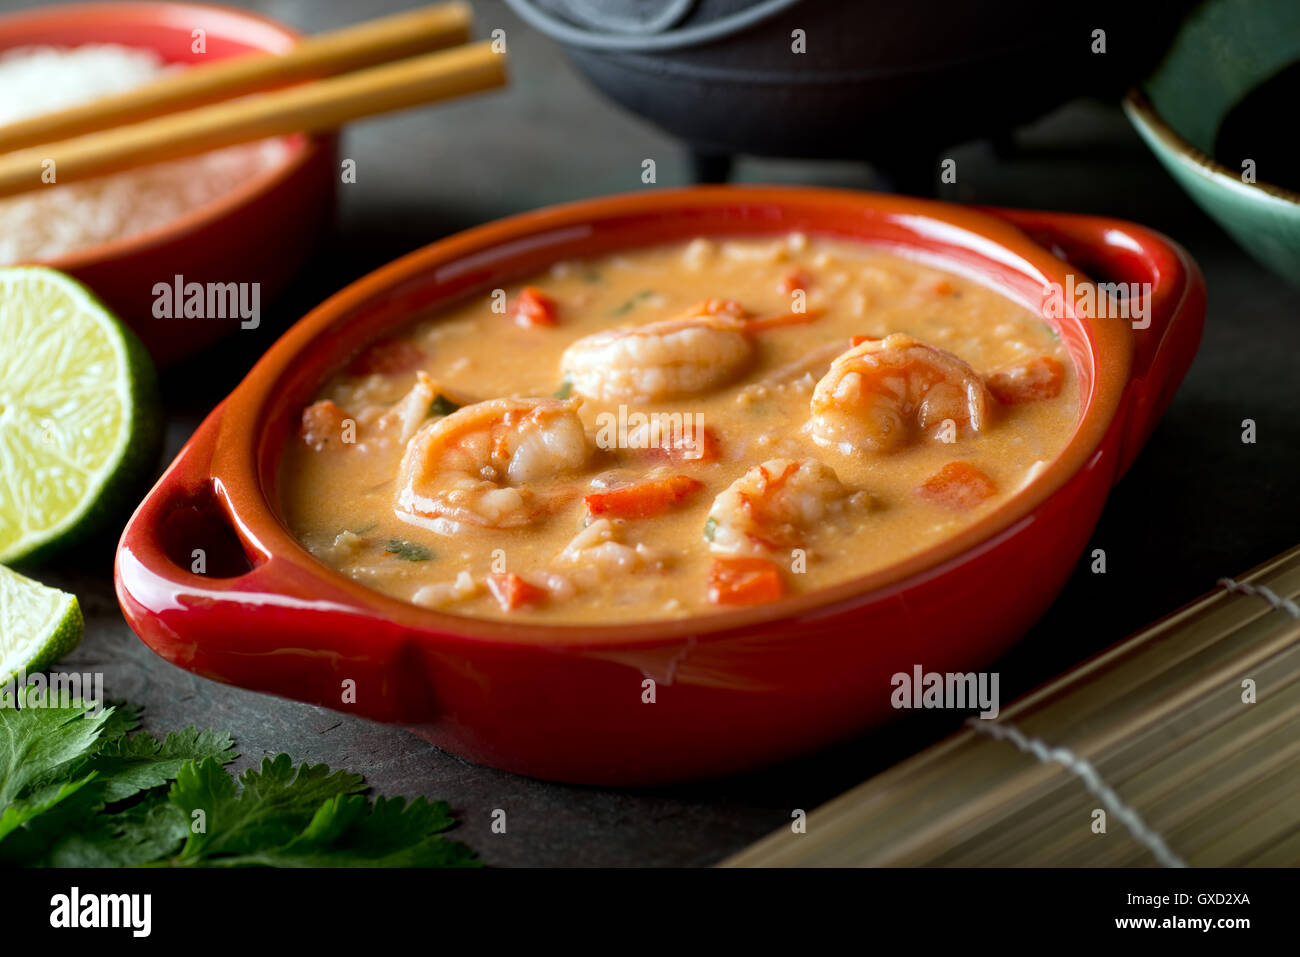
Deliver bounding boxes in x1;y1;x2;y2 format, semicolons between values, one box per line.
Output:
0;41;506;200
722;544;1300;867
0;2;474;154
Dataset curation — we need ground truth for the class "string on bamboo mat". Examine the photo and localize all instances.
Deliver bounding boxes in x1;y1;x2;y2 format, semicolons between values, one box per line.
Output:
965;717;1188;868
1217;576;1300;618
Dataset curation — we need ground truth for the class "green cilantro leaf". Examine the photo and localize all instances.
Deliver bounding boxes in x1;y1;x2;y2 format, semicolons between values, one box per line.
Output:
171;755;366;861
0;774;100;848
610;289;654;316
428;394;461;417
199;794;478;868
97;701;143;744
0;694;109;808
88;727;237;803
0;698;478;868
385;540;433;562
41;792;188;868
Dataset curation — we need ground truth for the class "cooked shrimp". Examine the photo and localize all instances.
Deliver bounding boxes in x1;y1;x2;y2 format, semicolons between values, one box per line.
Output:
376;372;472;444
300;399;352;451
394;397;589;535
557;517;671;577
411;571;481;609
809;333;994;454
376;372;436;443
706;458;865;558
561;299;821;402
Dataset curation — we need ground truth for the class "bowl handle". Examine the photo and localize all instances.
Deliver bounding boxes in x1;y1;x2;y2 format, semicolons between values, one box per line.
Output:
114;406;423;723
980;206;1206;482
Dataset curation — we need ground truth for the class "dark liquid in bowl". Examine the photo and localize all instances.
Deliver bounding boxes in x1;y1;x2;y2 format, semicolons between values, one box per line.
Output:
1214;61;1300;193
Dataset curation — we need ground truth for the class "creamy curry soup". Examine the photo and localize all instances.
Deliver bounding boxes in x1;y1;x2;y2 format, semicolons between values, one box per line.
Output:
281;234;1077;623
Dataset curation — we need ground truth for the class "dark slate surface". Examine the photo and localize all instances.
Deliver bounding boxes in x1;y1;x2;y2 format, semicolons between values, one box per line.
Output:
9;0;1299;866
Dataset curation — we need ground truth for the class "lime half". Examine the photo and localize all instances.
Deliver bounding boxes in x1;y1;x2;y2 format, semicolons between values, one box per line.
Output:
0;564;82;685
0;267;161;564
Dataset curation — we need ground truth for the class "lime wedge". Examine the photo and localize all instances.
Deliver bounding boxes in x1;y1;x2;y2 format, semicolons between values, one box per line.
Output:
0;564;82;685
0;267;161;564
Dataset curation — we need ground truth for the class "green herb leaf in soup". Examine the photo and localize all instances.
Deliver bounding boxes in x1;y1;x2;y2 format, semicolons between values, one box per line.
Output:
610;290;654;317
428;394;460;417
386;540;433;562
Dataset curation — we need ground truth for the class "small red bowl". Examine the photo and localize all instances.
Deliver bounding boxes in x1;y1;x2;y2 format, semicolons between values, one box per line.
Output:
0;2;337;366
115;187;1205;784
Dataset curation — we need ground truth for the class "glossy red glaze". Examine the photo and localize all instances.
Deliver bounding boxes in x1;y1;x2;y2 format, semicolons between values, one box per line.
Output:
115;187;1205;784
0;2;337;365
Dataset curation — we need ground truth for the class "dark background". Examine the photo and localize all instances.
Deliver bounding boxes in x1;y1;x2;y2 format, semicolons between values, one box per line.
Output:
10;0;1299;865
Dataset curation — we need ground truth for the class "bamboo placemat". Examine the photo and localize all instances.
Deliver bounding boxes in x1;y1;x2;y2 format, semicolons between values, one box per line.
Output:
723;545;1300;867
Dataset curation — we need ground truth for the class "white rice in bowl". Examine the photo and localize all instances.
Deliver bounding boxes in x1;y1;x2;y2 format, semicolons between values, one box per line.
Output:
0;44;291;264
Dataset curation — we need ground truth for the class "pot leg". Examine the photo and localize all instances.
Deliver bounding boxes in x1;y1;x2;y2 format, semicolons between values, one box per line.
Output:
873;149;943;198
689;150;734;184
991;129;1020;161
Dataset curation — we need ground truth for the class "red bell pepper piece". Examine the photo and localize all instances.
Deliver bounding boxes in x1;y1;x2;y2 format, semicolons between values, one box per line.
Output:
707;556;785;606
511;286;558;327
486;572;547;611
585;475;704;520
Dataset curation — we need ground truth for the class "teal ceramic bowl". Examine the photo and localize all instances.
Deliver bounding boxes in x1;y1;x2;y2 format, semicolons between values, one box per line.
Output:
1124;0;1300;284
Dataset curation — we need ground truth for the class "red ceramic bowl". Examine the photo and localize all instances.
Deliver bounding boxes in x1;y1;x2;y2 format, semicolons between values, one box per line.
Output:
0;2;337;366
115;187;1205;784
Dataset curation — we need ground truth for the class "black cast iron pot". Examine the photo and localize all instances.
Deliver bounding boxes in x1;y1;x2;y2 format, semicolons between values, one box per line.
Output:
506;0;1188;187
